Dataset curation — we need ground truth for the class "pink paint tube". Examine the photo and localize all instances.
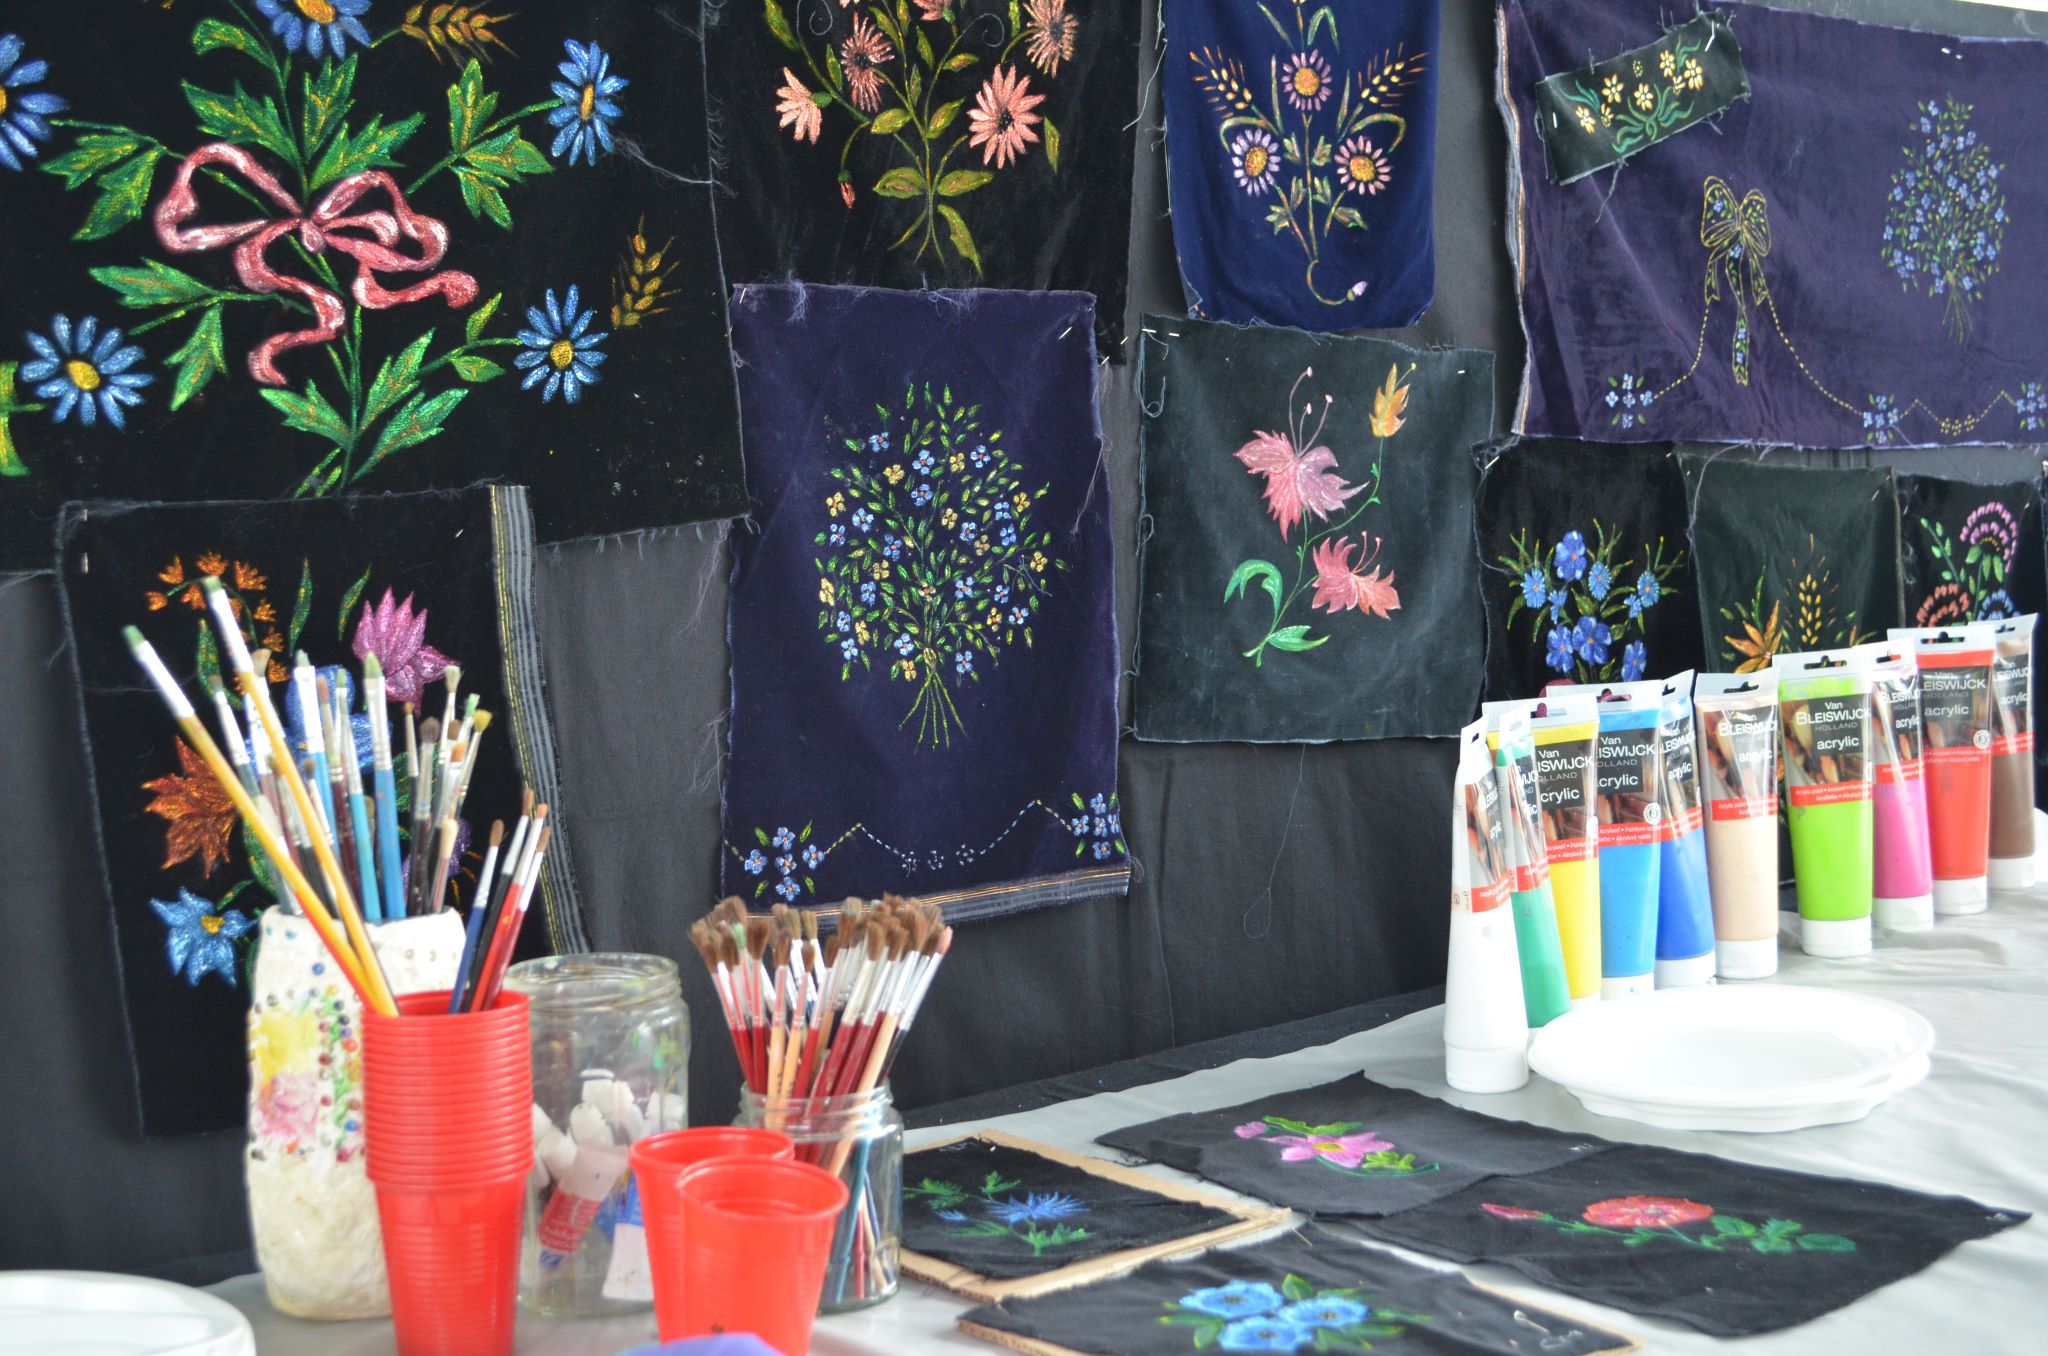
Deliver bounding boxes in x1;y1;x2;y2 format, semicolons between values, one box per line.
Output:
1857;642;1934;931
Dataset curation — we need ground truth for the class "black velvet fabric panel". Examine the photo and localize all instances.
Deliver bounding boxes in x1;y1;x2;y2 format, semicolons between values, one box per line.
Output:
0;0;742;571
1897;474;2045;626
903;1137;1238;1280
1354;1143;2028;1337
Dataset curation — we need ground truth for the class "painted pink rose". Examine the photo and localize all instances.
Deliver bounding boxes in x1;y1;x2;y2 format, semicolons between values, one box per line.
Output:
255;1071;320;1144
1234;1121;1269;1139
1270;1131;1393;1170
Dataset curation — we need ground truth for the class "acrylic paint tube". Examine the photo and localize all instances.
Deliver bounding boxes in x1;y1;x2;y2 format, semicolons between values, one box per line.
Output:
1695;671;1781;979
1773;648;1876;958
1892;625;1996;916
1856;642;1934;932
1486;694;1602;1009
1446;717;1530;1093
1653;672;1716;988
1552;679;1665;999
1989;614;2037;893
1486;709;1573;1027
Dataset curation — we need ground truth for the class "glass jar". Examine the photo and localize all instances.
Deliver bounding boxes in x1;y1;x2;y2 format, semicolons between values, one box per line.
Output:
505;953;689;1318
737;1084;903;1313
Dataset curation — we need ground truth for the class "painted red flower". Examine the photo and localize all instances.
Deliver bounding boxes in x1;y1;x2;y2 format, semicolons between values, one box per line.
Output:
351;588;454;706
968;65;1046;169
841;15;894;114
1233;431;1361;540
1915;581;1972;626
1582;1196;1714;1229
142;738;239;876
1310;535;1401;618
1481;1203;1547;1221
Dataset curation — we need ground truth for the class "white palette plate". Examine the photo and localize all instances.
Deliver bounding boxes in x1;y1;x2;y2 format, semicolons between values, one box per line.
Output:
0;1272;254;1356
1530;985;1933;1133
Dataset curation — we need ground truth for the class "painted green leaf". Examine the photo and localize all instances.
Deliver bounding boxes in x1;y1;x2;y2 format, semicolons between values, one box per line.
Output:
286;558;314;655
1711;1215;1759;1237
763;0;799;52
1796;1232;1857;1252
1044;118;1060;172
870;108;911;136
873;167;924;198
74;150;164;242
937;204;981;273
929;99;964;135
464;129;550;179
91;260;217;310
448;58;497;151
943;52;978;71
1267;626;1328;653
366;388;467;466
936;170;992;196
1224;558;1283;609
364;332;435;428
183;82;295;164
311;113;424;191
450;355;505;383
196;623;223;694
338;564;374;640
166;306;228;411
456;167;513;227
42;132;149;189
192;18;266;62
260;381;352;445
302;56;358;158
465;293;502;344
1281;1273;1313;1302
242;819;279;900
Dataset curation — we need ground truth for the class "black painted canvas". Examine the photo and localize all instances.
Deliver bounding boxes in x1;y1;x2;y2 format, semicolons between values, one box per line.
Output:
57;486;577;1136
1897;475;2045;627
1681;457;1902;673
706;1;1139;358
0;2;743;573
1476;438;1701;700
1529;11;1749;186
959;1227;1636;1356
1097;1075;1606;1219
1132;314;1493;742
1354;1144;2027;1337
904;1138;1240;1281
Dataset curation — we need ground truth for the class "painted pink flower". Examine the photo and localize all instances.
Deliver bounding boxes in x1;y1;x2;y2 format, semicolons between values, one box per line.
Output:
1234;430;1362;540
1024;0;1079;77
1270;1131;1393;1169
1234;1120;1269;1139
914;0;949;20
1336;136;1392;197
1961;501;2020;567
1582;1196;1714;1229
352;588;454;706
968;65;1046;169
1281;50;1332;111
1310;536;1401;619
254;1071;320;1144
1481;1203;1548;1221
841;15;894;114
775;67;821;144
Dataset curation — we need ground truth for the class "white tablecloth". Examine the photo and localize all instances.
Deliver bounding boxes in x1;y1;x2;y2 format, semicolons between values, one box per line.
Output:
216;876;2048;1353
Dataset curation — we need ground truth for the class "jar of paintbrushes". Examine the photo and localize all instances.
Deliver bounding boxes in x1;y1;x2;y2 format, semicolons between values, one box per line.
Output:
736;1083;904;1312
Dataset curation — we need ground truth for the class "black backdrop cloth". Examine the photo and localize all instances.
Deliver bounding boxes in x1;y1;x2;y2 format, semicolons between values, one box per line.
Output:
1896;474;2045;625
0;0;743;571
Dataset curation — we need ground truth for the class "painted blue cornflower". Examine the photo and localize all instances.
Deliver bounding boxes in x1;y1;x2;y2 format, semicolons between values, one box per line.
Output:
0;33;67;171
253;0;373;61
1635;569;1662;608
548;39;628;166
1520;568;1548;610
1548;588;1567;622
969;442;991;467
1217;1317;1313;1352
801;843;823;869
882;533;903;560
954;650;973;676
772;826;796;849
774;877;800;902
1277;1296;1368;1329
835;610;852;632
1545;624;1575;674
1554;529;1588;582
1575;614;1611;664
22;315;152;428
988;1192;1085;1226
852;508;876;531
913;448;937;475
828;523;846;545
912;482;934;507
515;286;608;404
743;849;767;875
1586;559;1612;601
1008;606;1029;625
152;888;255;987
1622;639;1647;682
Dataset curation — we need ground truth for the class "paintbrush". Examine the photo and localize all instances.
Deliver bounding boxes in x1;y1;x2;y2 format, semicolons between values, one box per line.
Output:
450;820;504;1014
405;716;440;915
292;652;334;839
362;654;405;925
472;822;551;1011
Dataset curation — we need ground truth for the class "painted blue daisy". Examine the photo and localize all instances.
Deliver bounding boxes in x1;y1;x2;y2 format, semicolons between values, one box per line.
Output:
988;1192;1085;1226
1575;614;1611;665
254;0;373;59
548;39;628;166
1278;1296;1368;1329
1635;569;1661;608
1180;1281;1284;1320
1219;1317;1313;1352
772;826;796;849
151;888;256;987
22;315;152;429
801;843;823;869
1554;530;1588;582
0;33;67;172
516;285;608;404
743;849;767;875
1545;624;1575;673
1519;567;1548;610
1586;559;1612;601
1547;588;1567;622
1622;639;1647;681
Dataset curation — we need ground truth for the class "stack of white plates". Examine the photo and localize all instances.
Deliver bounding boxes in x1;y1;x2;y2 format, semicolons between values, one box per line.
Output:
0;1272;254;1356
1529;984;1933;1132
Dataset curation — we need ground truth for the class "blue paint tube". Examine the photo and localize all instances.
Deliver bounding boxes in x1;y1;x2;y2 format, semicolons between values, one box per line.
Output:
1654;671;1716;988
1553;679;1665;999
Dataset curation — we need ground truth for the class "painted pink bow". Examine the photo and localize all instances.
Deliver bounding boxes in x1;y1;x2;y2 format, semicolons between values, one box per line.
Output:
153;143;479;386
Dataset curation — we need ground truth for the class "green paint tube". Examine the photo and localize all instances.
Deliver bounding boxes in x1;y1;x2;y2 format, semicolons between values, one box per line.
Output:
1773;647;1877;958
1489;709;1573;1027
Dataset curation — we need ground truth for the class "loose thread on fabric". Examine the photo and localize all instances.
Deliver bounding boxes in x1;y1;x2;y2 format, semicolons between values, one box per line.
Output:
691;709;729;798
1241;746;1309;940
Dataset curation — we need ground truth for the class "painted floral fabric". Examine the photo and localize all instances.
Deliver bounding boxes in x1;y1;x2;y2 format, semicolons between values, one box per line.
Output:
1529;11;1748;186
1133;315;1492;742
0;2;743;572
1162;0;1439;330
1357;1144;2026;1336
1897;475;2045;627
1501;0;2048;448
903;1137;1239;1281
57;486;574;1137
723;285;1123;922
708;1;1139;358
958;1227;1633;1355
1680;456;1901;674
1097;1075;1605;1218
1475;438;1701;700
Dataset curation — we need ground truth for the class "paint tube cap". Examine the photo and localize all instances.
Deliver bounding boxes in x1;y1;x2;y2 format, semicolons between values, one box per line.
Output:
1716;937;1779;980
1988;856;2037;892
1934;875;1989;915
1875;893;1935;931
1654;954;1718;989
1600;973;1654;1001
1445;1043;1530;1094
1800;914;1873;958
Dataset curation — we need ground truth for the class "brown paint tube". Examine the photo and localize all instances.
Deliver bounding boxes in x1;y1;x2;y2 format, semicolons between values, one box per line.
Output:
1989;614;2037;893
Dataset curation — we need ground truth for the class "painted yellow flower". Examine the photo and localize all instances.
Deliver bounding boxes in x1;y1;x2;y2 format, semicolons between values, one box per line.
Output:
975;538;991;555
249;1005;321;1084
986;608;1001;628
1682;57;1704;91
1370;363;1410;438
1600;103;1614;127
1658;50;1676;80
1602;75;1623;104
921;647;937;665
1030;551;1048;572
825;492;846;516
1575;105;1597;134
900;659;916;680
948;452;966;472
870;559;891;580
854;621;870;644
884;463;905;484
1631;58;1643;76
919;583;937;602
819;578;836;605
941;507;959;529
1633;82;1654;111
1013;491;1031;514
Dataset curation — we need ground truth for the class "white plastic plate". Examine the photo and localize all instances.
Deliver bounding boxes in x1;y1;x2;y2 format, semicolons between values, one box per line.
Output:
0;1272;254;1356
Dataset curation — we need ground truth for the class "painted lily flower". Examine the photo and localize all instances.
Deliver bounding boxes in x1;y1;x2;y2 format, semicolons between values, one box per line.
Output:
152;887;256;986
351;588;455;705
1270;1130;1393;1169
1234;430;1361;540
1725;599;1783;674
1308;536;1400;618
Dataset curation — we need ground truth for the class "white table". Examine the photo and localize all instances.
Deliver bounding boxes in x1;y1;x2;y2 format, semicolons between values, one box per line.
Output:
216;888;2048;1353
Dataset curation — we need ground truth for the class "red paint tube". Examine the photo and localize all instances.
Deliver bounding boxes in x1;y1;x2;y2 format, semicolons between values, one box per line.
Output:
1891;625;1996;916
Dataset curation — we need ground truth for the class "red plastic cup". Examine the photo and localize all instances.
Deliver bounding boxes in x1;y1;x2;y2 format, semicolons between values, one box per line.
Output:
364;990;532;1356
630;1127;795;1340
677;1159;849;1355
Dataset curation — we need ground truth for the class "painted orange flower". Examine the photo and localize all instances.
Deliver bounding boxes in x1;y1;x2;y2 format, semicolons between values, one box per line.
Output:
1582;1196;1713;1229
841;15;893;114
232;560;266;591
1915;581;1972;626
1309;536;1401;618
968;65;1045;169
1370;364;1410;438
142;739;238;877
775;67;821;144
196;551;228;578
1233;429;1361;541
1024;0;1078;78
1726;600;1783;674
